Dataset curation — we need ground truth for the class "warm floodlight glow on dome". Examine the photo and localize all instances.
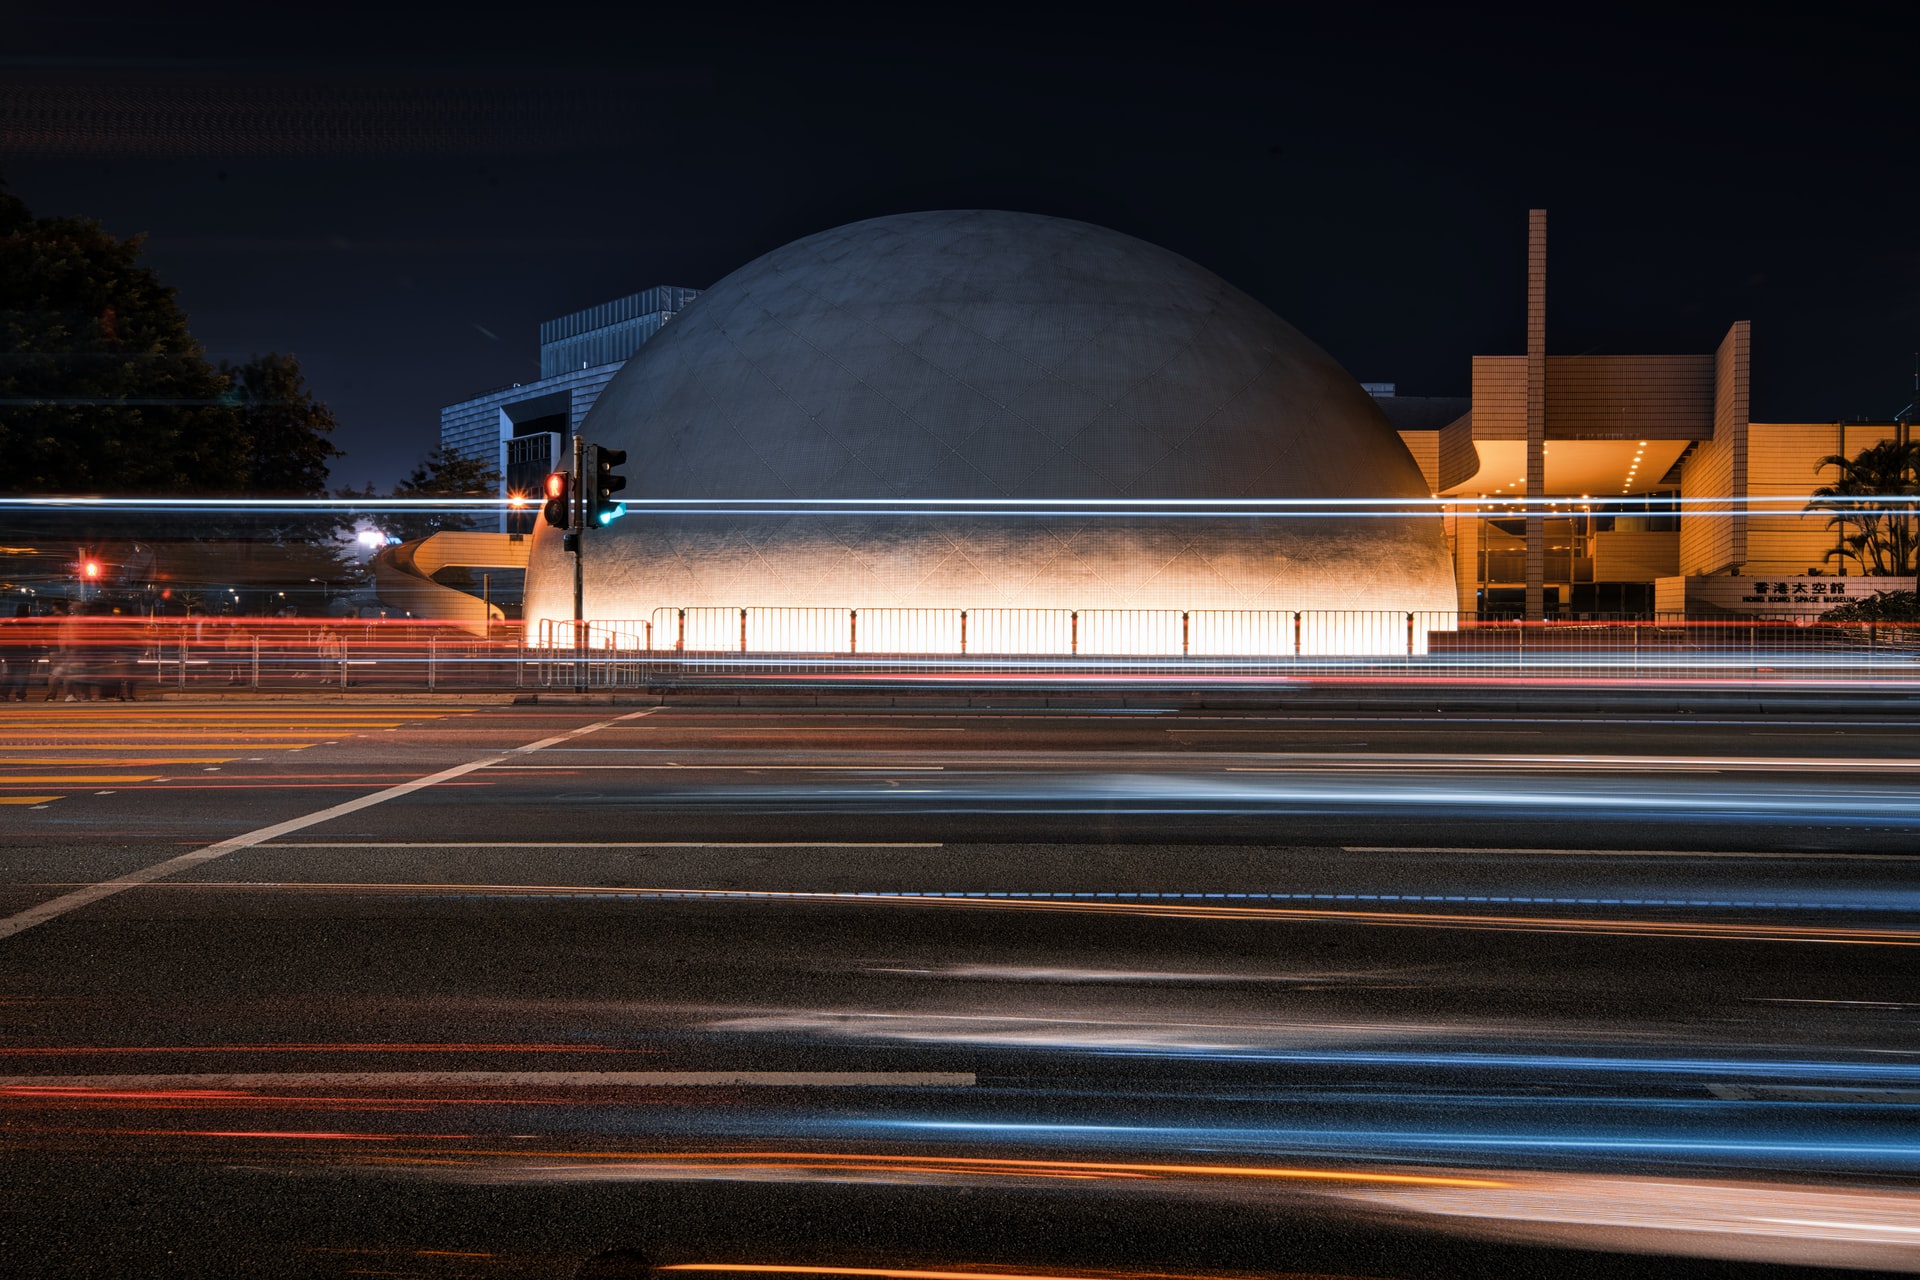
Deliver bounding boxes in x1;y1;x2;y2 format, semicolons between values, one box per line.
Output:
525;211;1456;655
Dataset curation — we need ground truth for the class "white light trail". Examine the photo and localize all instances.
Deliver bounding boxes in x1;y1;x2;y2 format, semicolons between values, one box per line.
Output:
0;495;1908;516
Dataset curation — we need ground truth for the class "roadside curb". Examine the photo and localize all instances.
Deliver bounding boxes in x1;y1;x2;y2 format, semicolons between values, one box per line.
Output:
82;684;1920;715
504;687;1920;715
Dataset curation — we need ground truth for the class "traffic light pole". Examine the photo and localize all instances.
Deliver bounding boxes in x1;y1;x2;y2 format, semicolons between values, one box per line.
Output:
545;436;624;693
571;433;586;692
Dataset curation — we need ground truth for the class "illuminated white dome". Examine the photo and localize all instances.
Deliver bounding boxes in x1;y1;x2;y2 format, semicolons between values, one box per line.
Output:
526;210;1453;646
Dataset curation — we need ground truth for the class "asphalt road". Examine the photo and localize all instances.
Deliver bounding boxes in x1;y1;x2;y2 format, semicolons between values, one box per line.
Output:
1;696;1917;1278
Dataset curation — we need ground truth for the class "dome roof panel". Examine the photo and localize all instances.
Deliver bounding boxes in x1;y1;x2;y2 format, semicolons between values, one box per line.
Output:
529;211;1457;630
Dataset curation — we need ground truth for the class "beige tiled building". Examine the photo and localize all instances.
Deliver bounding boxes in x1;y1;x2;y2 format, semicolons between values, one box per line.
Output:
1392;211;1909;617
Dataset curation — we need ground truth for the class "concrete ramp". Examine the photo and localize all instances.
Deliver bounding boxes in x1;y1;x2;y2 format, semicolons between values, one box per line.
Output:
373;532;531;635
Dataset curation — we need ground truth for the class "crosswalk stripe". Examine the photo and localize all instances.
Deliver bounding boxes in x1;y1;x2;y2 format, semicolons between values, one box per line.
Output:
0;707;477;813
0;744;318;752
0;758;238;766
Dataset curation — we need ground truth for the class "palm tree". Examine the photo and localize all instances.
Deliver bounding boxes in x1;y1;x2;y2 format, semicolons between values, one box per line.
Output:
1809;439;1920;576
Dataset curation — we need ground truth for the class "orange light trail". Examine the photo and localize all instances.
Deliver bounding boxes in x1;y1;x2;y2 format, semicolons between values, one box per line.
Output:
660;1263;1398;1280
54;773;491;784
124;1129;402;1141
3;1088;261;1099
663;1268;1255;1280
0;1043;625;1056
36;782;500;793
0;1127;1514;1195
433;1149;1509;1189
1;1089;624;1111
126;882;1920;947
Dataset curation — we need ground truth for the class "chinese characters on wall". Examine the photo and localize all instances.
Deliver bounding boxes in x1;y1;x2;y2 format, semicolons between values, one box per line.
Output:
1742;580;1849;606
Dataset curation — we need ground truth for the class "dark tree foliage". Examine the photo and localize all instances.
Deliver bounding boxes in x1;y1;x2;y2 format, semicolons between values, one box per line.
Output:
380;446;502;544
1809;439;1920;577
367;449;504;594
1;182;357;602
209;352;352;566
0;180;246;495
397;446;501;499
225;351;344;497
1823;589;1920;623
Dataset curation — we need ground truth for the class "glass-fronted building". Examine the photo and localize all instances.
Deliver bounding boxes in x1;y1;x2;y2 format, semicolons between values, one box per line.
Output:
537;286;700;378
441;286;699;532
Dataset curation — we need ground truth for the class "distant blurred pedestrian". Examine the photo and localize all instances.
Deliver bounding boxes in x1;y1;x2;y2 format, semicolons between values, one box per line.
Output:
318;626;344;682
48;603;91;701
222;623;251;687
0;604;34;701
104;609;138;701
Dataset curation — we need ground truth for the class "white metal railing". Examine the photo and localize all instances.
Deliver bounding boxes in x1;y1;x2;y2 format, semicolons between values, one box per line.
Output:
11;612;1916;695
606;607;1462;659
505;608;1920;687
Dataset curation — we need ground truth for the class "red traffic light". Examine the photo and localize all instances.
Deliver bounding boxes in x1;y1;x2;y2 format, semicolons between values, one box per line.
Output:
82;560;101;579
541;472;572;530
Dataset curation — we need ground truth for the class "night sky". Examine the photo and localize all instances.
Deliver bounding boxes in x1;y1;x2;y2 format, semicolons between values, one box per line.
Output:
5;1;1915;490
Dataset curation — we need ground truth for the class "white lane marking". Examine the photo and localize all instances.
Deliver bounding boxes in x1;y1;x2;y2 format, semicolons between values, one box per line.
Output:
0;1071;974;1089
1342;847;1920;860
1707;1083;1920;1102
626;711;1920;728
492;764;944;771
639;727;969;733
1231;754;1920;772
1758;1218;1920;1235
0;760;498;939
0;709;659;943
511;708;658;754
256;842;943;849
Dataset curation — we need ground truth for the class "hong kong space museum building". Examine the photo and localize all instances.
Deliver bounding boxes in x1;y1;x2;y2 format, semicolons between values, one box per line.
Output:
436;209;1911;652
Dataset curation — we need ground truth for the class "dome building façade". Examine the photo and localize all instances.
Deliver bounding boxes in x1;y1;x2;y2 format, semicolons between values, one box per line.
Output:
522;210;1455;648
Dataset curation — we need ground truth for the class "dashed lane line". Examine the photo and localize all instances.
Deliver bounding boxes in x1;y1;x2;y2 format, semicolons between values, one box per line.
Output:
0;709;658;941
